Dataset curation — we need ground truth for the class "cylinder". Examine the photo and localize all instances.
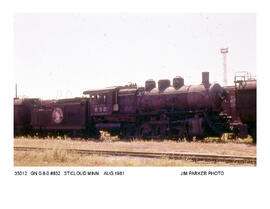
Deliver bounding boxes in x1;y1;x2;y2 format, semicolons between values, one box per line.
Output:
202;72;209;85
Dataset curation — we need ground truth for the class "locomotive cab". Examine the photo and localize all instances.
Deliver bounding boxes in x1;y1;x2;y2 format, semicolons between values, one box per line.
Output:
83;87;119;116
83;85;138;136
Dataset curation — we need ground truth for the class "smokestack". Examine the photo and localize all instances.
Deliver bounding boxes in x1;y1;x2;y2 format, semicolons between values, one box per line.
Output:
202;72;209;85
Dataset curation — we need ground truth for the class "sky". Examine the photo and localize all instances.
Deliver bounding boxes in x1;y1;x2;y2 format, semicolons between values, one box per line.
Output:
14;13;256;99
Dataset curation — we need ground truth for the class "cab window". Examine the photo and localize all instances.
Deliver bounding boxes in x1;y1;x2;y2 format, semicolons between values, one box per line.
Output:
98;94;107;104
90;92;109;105
90;94;98;104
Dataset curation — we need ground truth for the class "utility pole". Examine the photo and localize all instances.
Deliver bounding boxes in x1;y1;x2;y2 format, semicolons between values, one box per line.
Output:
15;83;18;98
220;48;229;86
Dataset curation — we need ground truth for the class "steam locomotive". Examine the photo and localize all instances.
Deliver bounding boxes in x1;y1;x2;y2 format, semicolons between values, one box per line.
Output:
14;71;256;142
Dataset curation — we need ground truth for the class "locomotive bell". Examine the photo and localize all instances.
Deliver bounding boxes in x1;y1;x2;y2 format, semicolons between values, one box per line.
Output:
202;72;209;85
173;76;184;89
158;79;170;91
145;79;156;91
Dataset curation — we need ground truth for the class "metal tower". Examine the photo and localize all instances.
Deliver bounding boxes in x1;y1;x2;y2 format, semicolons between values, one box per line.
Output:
220;48;229;86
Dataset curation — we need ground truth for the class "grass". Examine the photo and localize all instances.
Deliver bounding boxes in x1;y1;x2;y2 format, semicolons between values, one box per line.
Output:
14;135;256;157
14;149;250;166
13;135;256;166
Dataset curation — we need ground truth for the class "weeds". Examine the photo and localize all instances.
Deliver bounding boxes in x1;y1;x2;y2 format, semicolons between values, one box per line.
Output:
14;135;256;166
14;150;236;166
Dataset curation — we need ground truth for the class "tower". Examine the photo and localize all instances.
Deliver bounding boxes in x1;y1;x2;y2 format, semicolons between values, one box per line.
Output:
220;48;229;86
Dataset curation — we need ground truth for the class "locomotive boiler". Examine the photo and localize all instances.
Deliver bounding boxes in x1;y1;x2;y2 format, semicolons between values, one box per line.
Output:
138;72;226;113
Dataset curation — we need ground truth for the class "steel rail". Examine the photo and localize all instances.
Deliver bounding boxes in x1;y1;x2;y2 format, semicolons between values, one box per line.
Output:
14;146;256;164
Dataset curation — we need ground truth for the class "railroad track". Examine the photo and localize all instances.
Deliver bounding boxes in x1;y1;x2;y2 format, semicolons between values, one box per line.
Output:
14;146;256;164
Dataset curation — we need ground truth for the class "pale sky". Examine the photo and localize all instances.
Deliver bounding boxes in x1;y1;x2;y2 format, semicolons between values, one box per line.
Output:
14;13;256;99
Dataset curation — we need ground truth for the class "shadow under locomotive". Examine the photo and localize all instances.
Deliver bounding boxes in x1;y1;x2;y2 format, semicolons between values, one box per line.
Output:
14;72;256;143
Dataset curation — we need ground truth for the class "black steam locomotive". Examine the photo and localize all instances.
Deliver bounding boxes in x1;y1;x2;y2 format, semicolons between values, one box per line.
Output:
14;72;256;142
